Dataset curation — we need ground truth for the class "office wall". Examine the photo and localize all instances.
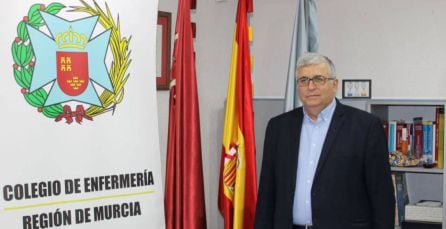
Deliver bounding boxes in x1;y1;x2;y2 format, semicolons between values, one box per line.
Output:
319;0;446;98
157;0;446;228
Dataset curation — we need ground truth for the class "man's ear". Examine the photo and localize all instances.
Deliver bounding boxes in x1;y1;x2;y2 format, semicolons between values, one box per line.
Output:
333;78;339;87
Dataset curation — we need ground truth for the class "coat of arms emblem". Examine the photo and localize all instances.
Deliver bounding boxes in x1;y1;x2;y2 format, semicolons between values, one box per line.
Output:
12;1;131;124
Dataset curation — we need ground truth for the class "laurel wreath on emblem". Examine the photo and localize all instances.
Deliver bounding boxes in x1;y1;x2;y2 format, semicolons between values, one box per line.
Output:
11;1;131;124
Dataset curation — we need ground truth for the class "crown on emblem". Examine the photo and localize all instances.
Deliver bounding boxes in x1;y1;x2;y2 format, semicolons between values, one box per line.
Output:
55;26;88;49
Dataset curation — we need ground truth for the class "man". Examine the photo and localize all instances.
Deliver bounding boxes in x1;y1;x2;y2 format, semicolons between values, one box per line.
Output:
254;53;395;229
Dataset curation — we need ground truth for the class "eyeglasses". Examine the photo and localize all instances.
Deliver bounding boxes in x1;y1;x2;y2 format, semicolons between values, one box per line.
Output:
296;75;335;87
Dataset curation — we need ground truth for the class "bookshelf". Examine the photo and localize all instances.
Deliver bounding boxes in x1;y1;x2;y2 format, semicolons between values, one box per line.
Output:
366;99;446;228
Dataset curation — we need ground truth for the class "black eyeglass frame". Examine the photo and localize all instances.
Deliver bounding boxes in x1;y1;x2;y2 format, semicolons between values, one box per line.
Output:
296;75;336;87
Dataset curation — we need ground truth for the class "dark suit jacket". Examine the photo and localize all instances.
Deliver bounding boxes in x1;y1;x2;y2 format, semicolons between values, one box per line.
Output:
254;101;395;229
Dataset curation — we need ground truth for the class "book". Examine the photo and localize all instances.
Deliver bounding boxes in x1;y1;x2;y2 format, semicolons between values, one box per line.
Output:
423;121;434;164
413;117;424;160
397;122;404;151
435;109;440;166
391;174;400;225
436;108;444;169
401;125;409;155
395;173;409;225
405;200;443;223
408;122;415;158
432;123;436;164
389;121;397;152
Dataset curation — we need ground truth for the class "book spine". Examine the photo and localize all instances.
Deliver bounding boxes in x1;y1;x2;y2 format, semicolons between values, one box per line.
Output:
409;123;414;158
389;121;397;152
394;173;408;225
439;108;444;169
391;174;399;225
396;122;404;151
435;108;440;165
433;123;437;163
423;121;433;164
401;125;408;155
414;121;423;159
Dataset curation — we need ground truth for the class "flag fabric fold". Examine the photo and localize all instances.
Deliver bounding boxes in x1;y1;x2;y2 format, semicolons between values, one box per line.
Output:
284;0;319;111
218;0;257;229
164;0;207;228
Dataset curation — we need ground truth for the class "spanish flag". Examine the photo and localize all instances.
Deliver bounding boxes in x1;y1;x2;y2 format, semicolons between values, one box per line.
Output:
218;0;257;228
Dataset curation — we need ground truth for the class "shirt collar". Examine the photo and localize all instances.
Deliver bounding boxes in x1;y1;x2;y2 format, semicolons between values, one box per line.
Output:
303;98;337;123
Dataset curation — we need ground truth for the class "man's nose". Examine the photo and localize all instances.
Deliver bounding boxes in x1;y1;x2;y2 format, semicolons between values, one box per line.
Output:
307;80;316;89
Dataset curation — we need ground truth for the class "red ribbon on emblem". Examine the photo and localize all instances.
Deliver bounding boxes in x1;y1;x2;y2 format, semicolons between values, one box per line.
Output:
55;105;93;124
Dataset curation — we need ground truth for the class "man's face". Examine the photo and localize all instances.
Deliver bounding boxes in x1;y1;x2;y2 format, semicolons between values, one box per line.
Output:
296;63;338;112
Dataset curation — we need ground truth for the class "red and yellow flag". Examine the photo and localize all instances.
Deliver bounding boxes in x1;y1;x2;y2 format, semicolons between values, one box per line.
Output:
218;0;257;228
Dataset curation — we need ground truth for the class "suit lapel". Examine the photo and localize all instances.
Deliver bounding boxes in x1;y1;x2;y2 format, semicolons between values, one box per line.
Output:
314;101;346;181
286;108;304;193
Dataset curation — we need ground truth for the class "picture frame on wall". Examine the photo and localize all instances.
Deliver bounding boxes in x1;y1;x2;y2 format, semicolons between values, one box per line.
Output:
342;79;372;99
156;11;171;90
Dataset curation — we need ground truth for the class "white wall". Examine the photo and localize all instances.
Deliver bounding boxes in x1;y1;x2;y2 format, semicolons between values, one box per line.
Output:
319;0;446;99
157;0;446;228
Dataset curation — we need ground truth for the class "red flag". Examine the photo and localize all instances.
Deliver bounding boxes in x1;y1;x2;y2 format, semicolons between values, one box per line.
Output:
164;0;206;228
218;0;257;229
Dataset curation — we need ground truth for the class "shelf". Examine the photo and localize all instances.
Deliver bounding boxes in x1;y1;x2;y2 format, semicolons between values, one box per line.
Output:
391;167;443;174
343;99;446;228
367;99;446;107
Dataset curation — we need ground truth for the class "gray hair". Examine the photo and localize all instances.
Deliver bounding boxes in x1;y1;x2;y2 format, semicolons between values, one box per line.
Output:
296;53;336;77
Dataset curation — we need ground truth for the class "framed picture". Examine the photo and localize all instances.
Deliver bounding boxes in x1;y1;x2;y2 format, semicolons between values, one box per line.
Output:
342;79;371;99
156;11;171;90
